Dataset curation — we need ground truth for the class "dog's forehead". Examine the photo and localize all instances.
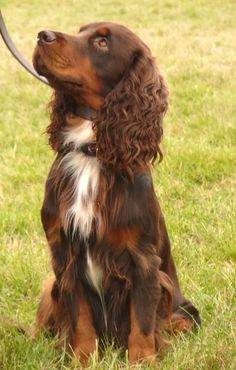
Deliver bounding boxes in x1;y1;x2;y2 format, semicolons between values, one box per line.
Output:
78;22;133;37
77;22;145;51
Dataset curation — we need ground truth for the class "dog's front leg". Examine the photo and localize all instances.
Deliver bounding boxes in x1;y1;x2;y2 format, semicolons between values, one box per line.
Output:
73;293;98;366
40;179;80;347
128;267;160;364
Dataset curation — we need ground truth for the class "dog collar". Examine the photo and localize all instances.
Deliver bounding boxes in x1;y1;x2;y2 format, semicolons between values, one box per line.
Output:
80;142;97;157
59;141;97;157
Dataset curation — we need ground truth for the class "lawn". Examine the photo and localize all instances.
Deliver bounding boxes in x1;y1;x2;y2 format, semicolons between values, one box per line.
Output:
0;0;235;369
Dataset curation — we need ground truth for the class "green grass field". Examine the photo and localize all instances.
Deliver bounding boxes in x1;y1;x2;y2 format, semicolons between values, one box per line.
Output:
0;0;235;369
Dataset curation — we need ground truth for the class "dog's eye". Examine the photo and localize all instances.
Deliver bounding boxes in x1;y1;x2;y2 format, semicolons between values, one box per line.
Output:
94;37;108;50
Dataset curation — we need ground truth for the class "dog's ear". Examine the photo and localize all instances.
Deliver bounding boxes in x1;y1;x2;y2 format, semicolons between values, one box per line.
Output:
94;50;169;175
47;92;75;151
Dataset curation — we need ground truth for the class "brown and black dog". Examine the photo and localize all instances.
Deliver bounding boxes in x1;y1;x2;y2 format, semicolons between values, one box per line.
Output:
33;22;201;365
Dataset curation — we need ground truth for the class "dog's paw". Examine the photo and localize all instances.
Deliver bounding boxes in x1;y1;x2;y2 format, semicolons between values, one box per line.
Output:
129;345;158;365
73;339;97;367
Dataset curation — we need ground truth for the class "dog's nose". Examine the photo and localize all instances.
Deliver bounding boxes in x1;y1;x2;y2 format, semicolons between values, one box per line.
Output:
38;30;57;43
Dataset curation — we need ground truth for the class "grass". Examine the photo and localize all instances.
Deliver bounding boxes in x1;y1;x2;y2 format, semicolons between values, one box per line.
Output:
0;0;235;368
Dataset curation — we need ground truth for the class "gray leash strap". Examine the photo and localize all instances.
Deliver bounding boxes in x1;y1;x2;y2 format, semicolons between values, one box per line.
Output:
0;10;49;85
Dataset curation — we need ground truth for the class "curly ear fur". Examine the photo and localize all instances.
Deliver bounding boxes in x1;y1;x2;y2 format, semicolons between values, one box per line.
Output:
47;92;76;151
94;51;169;175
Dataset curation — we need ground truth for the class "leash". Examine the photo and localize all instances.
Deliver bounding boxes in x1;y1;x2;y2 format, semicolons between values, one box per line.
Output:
0;10;49;85
0;10;98;122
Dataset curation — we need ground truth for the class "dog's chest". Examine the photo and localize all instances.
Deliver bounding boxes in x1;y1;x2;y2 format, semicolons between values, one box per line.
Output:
62;152;100;238
61;120;101;239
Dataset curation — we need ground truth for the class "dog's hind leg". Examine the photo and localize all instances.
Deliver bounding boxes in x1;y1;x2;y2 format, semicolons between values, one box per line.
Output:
36;275;56;334
167;256;201;333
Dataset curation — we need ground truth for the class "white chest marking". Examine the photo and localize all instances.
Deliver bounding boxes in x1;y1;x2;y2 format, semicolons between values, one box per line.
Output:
86;251;107;327
61;120;100;239
86;251;104;296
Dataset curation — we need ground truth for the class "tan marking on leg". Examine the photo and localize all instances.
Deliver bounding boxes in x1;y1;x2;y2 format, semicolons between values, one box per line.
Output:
128;303;156;364
36;276;70;346
166;313;193;333
74;295;97;366
46;217;61;246
36;276;55;329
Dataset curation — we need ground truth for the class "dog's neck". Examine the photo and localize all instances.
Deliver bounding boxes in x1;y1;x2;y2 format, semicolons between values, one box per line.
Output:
75;103;98;121
60;103;98;157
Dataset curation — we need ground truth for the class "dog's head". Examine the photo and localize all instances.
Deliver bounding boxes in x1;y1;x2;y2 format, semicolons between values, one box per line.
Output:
33;22;168;172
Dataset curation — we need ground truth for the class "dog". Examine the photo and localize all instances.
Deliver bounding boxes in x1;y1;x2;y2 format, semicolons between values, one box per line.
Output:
33;22;201;365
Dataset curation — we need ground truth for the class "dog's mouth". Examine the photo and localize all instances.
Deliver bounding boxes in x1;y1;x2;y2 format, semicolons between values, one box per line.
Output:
33;47;83;90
